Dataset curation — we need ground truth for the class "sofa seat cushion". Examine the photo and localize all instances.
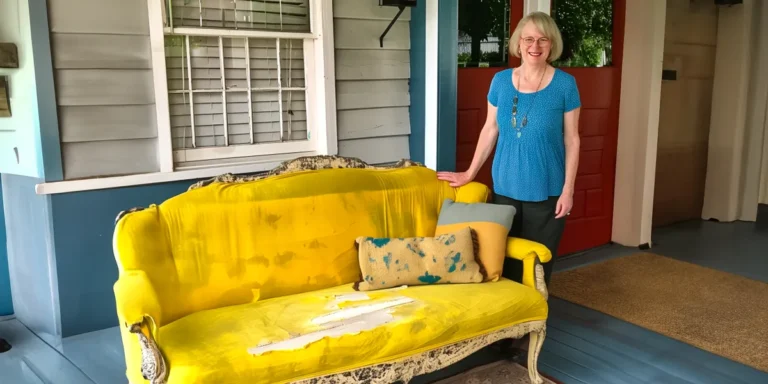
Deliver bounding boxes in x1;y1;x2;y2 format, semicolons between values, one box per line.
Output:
152;279;547;384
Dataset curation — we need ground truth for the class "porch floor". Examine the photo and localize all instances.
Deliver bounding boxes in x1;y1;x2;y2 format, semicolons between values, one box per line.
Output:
1;220;766;384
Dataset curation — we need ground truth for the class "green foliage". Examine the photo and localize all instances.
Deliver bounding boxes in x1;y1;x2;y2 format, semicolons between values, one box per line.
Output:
551;0;613;67
458;0;508;62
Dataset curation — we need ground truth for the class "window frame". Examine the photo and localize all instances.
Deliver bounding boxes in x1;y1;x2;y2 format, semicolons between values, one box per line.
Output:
147;0;338;172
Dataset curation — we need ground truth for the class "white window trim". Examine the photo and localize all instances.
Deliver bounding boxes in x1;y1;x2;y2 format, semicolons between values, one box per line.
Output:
524;0;551;15
153;0;337;170
35;0;337;195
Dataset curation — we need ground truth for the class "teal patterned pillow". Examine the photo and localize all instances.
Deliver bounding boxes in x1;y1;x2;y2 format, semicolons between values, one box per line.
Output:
354;227;483;291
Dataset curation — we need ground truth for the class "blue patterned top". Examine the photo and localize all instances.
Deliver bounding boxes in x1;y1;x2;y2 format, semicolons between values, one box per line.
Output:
487;68;581;202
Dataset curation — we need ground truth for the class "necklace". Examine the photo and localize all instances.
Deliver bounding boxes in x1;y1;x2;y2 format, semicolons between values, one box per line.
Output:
511;67;546;138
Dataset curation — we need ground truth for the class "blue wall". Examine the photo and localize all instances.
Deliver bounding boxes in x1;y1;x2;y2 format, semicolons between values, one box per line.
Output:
50;180;199;337
1;174;60;345
437;0;458;172
3;174;203;338
409;2;426;164
0;178;13;316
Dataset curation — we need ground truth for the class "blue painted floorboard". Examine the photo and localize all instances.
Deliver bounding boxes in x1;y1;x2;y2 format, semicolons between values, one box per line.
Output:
542;219;768;384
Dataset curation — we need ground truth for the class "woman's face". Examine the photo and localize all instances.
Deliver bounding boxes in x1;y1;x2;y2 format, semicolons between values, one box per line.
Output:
520;22;551;64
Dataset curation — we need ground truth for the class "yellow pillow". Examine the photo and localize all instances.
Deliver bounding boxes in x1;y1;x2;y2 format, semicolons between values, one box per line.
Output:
354;227;483;291
435;199;516;282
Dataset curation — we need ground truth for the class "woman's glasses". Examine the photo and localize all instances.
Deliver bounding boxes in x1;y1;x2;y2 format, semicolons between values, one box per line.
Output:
521;37;550;47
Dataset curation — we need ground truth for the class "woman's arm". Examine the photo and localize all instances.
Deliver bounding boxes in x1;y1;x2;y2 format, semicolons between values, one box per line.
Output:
466;102;500;178
437;102;499;186
556;107;580;218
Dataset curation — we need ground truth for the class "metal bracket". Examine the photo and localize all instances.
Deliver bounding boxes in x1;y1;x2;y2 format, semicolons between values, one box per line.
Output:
380;6;407;48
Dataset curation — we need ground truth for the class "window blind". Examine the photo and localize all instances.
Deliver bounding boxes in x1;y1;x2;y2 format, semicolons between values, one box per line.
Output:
165;35;307;150
167;0;311;32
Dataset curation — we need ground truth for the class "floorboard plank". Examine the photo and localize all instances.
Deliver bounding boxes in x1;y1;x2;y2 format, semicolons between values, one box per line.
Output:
543;329;650;384
547;298;768;384
0;319;95;384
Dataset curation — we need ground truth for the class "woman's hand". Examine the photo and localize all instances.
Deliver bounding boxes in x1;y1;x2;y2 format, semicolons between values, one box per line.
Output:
437;171;475;187
555;192;573;219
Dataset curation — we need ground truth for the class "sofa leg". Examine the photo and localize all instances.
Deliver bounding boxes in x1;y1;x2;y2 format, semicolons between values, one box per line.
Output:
527;327;546;384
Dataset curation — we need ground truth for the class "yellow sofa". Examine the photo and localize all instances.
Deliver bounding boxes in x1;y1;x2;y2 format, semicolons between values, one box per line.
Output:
112;156;551;384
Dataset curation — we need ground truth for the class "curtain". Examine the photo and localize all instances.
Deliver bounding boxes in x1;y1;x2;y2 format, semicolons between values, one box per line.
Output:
701;0;768;221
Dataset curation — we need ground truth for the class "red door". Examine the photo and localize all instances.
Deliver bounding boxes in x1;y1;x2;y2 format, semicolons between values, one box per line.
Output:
456;0;625;257
456;1;523;188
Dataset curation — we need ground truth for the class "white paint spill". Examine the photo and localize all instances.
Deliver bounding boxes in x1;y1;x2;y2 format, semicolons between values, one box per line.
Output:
325;292;371;309
247;295;419;356
335;292;371;301
312;297;415;325
247;311;396;356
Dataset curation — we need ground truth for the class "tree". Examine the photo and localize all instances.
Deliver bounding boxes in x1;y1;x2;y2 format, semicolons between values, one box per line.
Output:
459;0;507;63
551;0;613;67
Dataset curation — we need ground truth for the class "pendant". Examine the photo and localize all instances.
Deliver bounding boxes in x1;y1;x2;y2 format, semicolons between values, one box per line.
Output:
522;117;528;127
517;131;521;138
511;117;517;128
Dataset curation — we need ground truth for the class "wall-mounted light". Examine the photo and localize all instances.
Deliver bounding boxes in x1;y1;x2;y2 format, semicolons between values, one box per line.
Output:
378;0;418;48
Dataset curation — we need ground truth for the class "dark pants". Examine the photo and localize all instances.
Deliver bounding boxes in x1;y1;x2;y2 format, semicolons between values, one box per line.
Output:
493;193;566;286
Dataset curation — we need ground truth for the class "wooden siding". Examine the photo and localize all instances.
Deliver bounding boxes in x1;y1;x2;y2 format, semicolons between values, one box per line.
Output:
334;0;411;164
48;0;411;179
49;0;157;179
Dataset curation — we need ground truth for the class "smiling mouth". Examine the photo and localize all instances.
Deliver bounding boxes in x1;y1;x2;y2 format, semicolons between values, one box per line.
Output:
528;52;542;57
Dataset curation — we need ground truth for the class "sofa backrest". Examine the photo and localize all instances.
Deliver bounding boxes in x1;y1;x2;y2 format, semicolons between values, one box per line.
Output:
113;166;489;326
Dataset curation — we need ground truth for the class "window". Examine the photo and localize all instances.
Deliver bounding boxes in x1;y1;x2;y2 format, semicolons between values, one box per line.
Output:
550;0;613;67
457;0;510;68
148;0;337;171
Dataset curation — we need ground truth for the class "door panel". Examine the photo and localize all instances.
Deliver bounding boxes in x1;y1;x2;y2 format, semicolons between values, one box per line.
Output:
553;0;625;256
456;0;523;189
455;0;625;257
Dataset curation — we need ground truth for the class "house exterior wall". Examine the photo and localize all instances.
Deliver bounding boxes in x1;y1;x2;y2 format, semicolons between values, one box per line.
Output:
0;179;12;316
47;0;412;180
49;180;195;336
333;0;412;163
2;0;414;339
0;0;62;179
48;0;159;179
1;174;60;345
653;0;718;227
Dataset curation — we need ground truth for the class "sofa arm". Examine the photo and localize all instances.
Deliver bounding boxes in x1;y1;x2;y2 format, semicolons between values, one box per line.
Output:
115;270;163;329
505;237;551;300
114;270;168;384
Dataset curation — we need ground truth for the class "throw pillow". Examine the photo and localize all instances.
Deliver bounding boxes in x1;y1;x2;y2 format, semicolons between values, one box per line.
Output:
354;227;483;291
435;199;516;282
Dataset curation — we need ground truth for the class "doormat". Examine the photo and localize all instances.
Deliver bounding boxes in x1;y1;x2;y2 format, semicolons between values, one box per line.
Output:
434;360;557;384
549;252;768;372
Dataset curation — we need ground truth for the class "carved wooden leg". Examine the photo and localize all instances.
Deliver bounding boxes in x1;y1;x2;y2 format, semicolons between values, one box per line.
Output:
527;327;546;384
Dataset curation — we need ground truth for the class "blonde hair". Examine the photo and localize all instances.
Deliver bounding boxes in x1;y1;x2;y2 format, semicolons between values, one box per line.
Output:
509;12;563;63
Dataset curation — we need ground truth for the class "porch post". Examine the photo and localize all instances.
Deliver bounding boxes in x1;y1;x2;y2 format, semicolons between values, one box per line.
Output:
409;0;457;171
424;0;438;169
611;1;666;247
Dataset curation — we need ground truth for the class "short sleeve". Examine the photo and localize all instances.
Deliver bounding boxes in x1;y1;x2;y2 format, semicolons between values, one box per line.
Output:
487;72;501;107
564;75;581;112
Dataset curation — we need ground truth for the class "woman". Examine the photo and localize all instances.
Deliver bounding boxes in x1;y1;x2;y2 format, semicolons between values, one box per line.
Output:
438;12;580;286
